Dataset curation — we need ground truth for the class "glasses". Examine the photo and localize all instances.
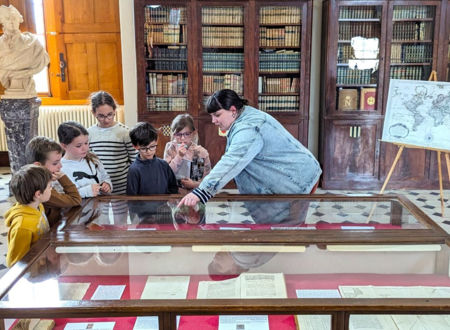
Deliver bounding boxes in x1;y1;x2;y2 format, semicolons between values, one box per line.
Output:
138;144;158;152
174;132;192;138
96;112;115;120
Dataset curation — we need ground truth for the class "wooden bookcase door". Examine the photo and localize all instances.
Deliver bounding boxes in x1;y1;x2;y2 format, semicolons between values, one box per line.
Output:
321;0;388;189
379;0;442;188
135;0;313;164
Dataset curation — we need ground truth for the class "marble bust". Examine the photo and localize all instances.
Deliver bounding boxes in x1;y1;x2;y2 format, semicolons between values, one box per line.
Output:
0;5;49;99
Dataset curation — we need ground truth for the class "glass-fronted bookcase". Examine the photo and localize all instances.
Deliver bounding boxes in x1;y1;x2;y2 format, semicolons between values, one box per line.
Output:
134;0;313;166
320;0;447;190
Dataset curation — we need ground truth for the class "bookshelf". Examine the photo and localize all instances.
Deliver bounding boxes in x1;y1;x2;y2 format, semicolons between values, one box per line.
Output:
135;0;313;166
321;0;446;190
144;6;188;112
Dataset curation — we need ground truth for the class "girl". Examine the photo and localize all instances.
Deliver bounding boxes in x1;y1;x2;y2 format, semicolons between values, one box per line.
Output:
164;114;211;189
88;91;136;195
58;121;112;198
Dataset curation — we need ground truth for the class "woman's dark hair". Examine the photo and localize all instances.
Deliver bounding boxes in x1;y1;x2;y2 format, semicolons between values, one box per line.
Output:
89;90;117;112
57;121;99;166
206;89;248;114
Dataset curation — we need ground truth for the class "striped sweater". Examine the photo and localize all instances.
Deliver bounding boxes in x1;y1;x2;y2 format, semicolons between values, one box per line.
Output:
88;123;137;194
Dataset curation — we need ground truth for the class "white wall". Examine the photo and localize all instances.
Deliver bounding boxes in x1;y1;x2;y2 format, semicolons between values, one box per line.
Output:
119;0;138;127
119;0;322;156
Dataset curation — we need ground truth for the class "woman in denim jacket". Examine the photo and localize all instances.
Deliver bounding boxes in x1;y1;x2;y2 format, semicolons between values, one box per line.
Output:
179;89;322;207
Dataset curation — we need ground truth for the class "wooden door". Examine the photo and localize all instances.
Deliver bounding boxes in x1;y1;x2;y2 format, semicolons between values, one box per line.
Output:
44;0;123;102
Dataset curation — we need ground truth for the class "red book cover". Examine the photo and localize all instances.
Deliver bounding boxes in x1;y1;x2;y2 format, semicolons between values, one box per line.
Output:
360;88;377;110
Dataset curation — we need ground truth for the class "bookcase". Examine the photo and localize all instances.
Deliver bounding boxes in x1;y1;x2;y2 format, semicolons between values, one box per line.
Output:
134;0;312;167
320;0;448;189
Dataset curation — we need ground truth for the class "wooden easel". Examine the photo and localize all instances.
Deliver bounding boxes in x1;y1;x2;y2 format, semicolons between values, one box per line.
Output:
379;143;450;216
378;71;449;216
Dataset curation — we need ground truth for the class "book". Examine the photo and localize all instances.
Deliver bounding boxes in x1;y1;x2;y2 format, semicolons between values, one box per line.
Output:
360;87;377;110
338;88;358;111
197;273;287;299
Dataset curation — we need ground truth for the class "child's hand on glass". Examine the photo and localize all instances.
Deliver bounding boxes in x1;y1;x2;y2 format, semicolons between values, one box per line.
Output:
91;183;100;196
100;182;111;194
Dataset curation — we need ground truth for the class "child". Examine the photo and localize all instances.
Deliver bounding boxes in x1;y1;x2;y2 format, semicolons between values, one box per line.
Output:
88;91;136;195
58;121;112;198
25;136;82;226
127;122;178;195
164;114;211;189
5;164;52;267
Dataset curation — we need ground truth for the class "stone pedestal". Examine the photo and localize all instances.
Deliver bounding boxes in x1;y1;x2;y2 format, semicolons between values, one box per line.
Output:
0;98;39;172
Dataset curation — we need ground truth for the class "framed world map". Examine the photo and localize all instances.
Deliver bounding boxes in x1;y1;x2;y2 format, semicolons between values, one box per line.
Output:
382;79;450;151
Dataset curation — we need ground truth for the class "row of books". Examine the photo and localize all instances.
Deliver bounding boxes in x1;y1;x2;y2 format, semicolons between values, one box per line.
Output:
337;88;377;111
258;95;299;112
259;61;300;72
147;97;187;112
390;44;433;64
258;77;299;94
147;73;187;96
203;62;243;72
338;22;380;40
201;7;243;25
148;46;187;59
202;27;243;47
259;6;301;24
259;50;300;62
392;21;433;41
336;67;375;85
148;60;187;71
203;74;243;94
339;6;380;20
389;66;424;80
203;53;244;71
392;6;435;20
259;26;300;47
145;24;186;44
145;6;186;24
337;44;354;63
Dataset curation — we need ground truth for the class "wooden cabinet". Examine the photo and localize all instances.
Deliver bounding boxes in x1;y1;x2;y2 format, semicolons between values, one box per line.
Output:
134;0;312;166
320;0;448;189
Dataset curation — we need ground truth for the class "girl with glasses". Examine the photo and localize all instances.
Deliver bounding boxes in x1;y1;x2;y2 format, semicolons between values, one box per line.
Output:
164;114;211;190
87;91;136;195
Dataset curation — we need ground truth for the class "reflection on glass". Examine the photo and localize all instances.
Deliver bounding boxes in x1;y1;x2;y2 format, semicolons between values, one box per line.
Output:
65;197;426;232
336;6;381;112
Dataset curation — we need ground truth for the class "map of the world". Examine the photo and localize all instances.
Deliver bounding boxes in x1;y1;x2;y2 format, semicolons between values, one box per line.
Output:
382;79;450;151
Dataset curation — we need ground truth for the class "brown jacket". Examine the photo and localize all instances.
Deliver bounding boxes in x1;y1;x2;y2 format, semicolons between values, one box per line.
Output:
44;175;82;226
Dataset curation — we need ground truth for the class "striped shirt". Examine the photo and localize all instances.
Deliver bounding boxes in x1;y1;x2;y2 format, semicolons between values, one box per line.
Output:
88;123;137;194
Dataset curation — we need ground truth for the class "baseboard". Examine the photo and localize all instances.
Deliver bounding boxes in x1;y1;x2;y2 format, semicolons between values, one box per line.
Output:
0;151;9;167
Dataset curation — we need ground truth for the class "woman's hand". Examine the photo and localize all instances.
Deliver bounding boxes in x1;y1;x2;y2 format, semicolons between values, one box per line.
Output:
100;182;111;194
180;178;199;189
178;192;200;208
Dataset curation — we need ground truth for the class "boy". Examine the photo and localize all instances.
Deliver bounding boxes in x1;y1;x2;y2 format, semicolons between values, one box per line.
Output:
5;164;52;267
127;122;178;195
26;136;82;226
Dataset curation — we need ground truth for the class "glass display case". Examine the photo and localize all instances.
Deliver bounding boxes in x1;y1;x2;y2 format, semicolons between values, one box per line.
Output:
0;195;449;330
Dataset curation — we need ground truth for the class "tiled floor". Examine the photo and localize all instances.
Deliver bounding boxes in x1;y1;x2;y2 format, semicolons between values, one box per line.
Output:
0;166;449;279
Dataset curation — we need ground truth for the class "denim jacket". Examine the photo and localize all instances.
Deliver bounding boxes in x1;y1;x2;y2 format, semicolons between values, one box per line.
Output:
193;106;322;203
